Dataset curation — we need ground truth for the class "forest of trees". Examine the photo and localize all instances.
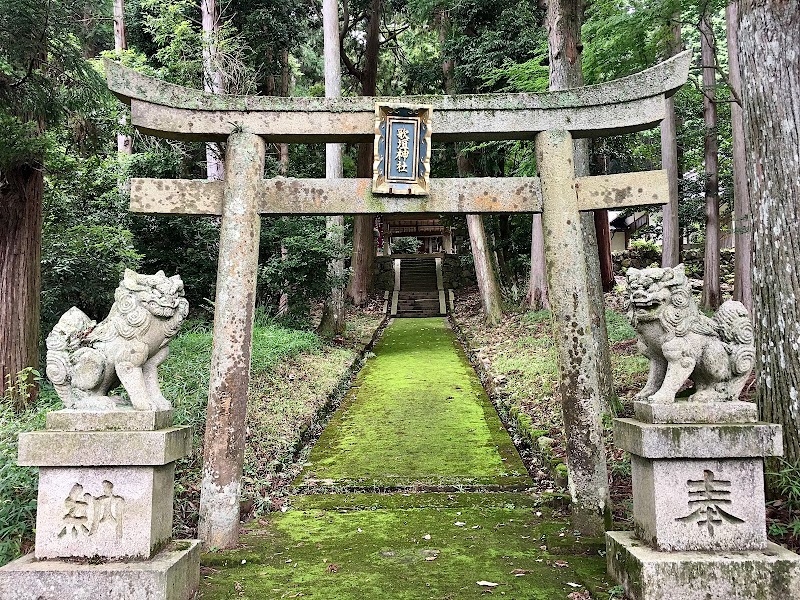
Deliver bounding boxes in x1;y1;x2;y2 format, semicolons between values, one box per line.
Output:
1;0;798;463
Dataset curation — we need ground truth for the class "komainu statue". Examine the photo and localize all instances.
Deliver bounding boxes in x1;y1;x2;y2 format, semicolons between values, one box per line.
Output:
46;269;189;411
626;264;755;404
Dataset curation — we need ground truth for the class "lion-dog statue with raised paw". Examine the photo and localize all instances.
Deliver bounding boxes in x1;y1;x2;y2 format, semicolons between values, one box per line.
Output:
46;269;189;411
626;264;754;404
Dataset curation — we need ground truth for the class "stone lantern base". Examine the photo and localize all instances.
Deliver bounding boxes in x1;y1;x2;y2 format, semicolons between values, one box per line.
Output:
0;541;200;600
607;532;800;600
0;409;200;600
607;403;800;600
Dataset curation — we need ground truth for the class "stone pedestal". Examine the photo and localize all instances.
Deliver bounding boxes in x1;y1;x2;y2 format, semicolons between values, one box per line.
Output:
0;409;200;600
607;402;800;600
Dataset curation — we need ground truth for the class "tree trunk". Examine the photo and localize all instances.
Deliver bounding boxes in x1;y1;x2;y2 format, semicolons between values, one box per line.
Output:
661;12;681;268
494;216;515;289
498;216;517;286
526;214;549;309
700;14;721;310
546;0;611;536
738;0;800;463
346;0;381;306
278;241;289;317
547;0;614;410
594;209;614;292
0;163;43;408
113;0;132;155
467;214;503;326
727;2;752;313
201;0;225;180
318;0;346;337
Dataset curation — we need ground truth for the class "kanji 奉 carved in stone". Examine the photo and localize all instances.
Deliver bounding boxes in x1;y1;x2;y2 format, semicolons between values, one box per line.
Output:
45;269;189;411
626;264;754;404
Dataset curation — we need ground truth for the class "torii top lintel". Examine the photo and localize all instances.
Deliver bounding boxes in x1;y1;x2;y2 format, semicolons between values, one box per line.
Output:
104;51;690;144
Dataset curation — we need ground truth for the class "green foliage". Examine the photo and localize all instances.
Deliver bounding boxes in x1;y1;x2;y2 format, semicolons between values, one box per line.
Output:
2;368;41;412
605;310;637;344
258;217;348;328
0;113;50;170
41;226;142;330
0;384;60;566
768;460;800;513
0;0;108;148
160;322;323;537
391;236;422;254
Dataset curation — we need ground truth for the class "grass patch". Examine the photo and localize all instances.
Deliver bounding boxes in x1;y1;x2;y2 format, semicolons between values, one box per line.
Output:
200;493;613;600
605;309;636;343
297;318;530;489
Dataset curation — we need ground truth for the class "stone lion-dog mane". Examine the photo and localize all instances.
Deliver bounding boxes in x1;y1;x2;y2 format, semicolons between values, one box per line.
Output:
625;264;754;404
46;269;189;411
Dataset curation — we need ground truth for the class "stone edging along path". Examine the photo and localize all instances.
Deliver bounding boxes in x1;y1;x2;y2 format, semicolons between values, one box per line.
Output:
449;314;571;493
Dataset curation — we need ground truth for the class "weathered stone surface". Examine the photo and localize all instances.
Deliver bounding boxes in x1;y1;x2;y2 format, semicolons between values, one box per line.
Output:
576;170;668;210
606;531;800;600
46;408;173;431
45;270;189;411
108;53;690;112
633;400;757;424
130;172;667;217
197;132;264;550
626;264;755;405
537;129;610;535
0;540;200;600
631;456;766;551
614;419;782;459
106;51;691;141
34;465;175;560
18;426;192;466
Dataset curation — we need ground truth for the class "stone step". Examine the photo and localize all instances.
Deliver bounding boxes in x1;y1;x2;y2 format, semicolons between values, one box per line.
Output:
395;311;442;317
397;299;440;307
397;291;439;299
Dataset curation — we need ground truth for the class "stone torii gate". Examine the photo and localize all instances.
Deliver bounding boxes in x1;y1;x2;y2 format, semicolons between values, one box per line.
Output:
105;51;691;547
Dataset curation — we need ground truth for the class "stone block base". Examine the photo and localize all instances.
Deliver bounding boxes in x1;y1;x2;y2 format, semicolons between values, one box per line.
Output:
631;455;767;551
633;401;757;424
606;531;800;600
34;464;176;560
0;540;200;600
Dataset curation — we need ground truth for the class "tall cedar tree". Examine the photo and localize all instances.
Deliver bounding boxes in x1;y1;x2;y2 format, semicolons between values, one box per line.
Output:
737;0;800;463
0;0;102;406
344;0;381;306
660;7;681;268
318;0;347;336
700;12;721;310
726;1;751;312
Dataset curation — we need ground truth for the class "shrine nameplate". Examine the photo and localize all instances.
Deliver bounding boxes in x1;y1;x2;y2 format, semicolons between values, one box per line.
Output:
373;103;432;195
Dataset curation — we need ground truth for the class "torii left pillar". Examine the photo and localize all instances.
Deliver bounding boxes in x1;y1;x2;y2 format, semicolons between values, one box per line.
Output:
198;132;265;549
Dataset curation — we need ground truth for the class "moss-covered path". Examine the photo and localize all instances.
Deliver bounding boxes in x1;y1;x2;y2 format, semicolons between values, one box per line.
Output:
297;317;530;489
200;318;615;599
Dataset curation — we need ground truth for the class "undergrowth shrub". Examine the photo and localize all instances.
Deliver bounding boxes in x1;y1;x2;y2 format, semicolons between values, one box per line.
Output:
0;385;60;566
161;322;320;537
767;459;800;541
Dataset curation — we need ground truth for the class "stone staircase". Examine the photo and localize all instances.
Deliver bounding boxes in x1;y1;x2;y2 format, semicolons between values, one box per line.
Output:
394;257;445;317
396;290;441;317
